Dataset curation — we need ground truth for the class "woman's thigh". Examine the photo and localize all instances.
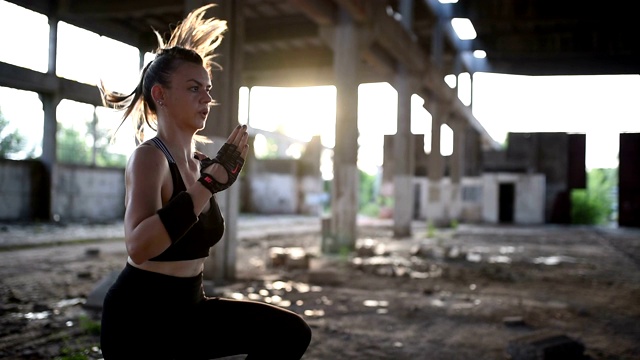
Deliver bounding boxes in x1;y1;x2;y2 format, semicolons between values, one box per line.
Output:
183;297;311;359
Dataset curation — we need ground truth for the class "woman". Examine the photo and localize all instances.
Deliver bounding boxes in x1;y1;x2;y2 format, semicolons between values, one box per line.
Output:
98;5;311;359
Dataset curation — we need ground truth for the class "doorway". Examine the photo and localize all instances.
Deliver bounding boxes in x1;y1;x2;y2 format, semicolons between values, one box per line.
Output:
499;183;515;223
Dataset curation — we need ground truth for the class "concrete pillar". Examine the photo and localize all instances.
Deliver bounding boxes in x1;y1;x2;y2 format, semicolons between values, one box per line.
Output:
324;8;360;254
425;100;450;225
40;15;59;221
391;0;417;238
392;66;416;237
196;0;244;283
428;101;445;181
40;94;59;221
448;117;466;221
450;117;466;184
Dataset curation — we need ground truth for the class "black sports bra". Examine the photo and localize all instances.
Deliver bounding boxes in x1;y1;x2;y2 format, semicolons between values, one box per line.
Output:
146;137;225;261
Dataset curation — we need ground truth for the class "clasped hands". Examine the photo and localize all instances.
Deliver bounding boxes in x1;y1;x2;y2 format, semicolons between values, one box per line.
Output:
197;124;249;194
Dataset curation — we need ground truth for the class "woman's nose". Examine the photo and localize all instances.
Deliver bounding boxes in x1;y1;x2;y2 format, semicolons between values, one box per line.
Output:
203;90;213;103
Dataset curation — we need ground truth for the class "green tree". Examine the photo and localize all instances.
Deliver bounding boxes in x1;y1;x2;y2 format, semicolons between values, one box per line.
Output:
94;125;127;167
57;126;92;165
0;107;26;159
57;119;127;167
358;169;381;217
571;168;617;225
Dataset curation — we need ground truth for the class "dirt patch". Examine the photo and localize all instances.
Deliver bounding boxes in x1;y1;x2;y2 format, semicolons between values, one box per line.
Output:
0;224;639;359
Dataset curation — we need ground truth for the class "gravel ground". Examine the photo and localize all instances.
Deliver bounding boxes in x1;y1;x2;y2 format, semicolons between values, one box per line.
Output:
0;219;639;360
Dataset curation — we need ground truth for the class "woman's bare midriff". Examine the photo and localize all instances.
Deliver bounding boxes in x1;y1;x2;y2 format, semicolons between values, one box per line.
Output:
127;257;206;278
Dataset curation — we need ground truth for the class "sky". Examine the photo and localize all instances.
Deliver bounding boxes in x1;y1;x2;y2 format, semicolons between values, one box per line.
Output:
0;0;639;174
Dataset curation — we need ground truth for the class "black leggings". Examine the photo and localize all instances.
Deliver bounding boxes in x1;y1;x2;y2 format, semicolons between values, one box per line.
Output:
100;263;311;359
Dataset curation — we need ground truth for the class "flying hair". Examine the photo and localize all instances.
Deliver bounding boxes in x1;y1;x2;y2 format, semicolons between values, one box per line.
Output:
99;4;227;145
153;4;227;73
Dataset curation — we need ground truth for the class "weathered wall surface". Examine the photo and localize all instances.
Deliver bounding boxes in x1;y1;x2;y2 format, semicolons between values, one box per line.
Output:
484;132;585;224
0;161;125;222
0;160;35;220
482;173;545;224
52;165;125;222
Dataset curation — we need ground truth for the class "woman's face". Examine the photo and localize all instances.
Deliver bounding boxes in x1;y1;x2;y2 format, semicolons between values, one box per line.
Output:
162;61;213;131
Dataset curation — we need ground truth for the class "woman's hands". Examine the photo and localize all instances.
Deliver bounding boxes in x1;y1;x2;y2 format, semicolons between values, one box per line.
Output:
197;124;249;194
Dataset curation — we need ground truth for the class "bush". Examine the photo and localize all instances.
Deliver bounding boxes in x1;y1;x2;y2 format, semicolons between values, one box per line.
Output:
571;169;616;225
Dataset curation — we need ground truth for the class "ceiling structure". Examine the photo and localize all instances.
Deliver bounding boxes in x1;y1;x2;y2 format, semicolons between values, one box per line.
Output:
8;0;638;80
2;0;638;150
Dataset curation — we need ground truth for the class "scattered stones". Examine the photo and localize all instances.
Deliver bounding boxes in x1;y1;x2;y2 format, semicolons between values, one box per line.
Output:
85;247;101;257
268;246;310;270
355;238;386;257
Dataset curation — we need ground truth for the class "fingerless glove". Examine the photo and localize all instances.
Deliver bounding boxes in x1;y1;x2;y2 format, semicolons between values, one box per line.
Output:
198;143;245;194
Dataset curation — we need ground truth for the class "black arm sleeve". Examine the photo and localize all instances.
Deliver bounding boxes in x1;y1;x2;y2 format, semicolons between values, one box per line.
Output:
156;191;199;244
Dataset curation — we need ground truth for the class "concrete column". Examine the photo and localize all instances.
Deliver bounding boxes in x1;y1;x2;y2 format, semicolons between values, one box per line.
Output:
448;117;467;221
392;66;416;237
196;0;244;283
428;102;445;181
40;15;59;221
464;126;482;177
425;100;450;225
324;8;360;254
40;94;59;221
391;0;417;238
450;117;466;184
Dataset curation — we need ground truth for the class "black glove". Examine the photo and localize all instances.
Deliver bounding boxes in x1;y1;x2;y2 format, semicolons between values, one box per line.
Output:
197;143;245;194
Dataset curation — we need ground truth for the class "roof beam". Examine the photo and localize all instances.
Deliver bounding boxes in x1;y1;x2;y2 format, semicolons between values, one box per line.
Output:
0;63;102;106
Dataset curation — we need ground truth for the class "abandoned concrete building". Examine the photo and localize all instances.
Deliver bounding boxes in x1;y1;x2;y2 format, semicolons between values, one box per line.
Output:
1;0;639;273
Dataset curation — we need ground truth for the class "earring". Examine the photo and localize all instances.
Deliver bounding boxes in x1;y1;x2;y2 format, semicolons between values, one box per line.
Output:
157;100;164;107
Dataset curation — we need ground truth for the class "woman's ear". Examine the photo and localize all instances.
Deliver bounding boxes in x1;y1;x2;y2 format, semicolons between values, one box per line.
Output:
151;84;165;106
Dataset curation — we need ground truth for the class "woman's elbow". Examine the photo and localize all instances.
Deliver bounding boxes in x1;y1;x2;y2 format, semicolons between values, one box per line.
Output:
126;241;149;265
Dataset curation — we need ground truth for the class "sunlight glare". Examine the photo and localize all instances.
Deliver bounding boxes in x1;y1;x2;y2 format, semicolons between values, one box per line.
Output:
57;21;140;92
285;143;304;159
451;18;477;40
56;100;94;137
56;22;101;85
0;86;44;158
97;37;140;93
473;50;487;59
472;73;640;169
95;106;136;155
238;86;250;125
441;124;453;156
248;86;336;147
457;72;471;106
444;74;457;88
358;82;397;175
0;1;49;73
253;133;270;159
411;95;433;154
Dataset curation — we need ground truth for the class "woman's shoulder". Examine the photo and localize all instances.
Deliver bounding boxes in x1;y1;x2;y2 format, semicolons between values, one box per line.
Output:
126;140;169;176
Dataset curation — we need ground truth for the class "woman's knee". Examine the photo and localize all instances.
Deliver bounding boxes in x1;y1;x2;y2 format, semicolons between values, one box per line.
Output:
279;309;312;346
